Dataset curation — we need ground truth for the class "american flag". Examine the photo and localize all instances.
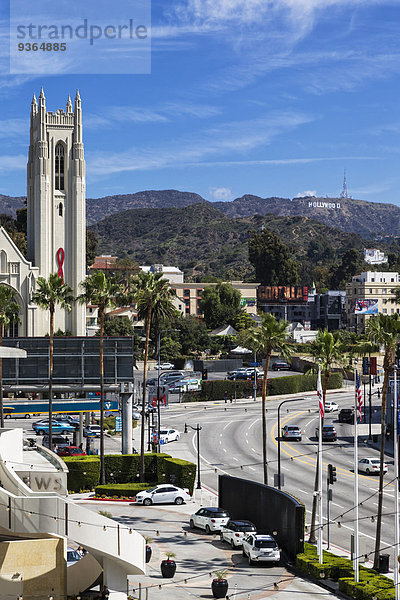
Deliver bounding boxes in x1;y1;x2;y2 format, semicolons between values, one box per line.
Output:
317;366;324;419
356;369;363;422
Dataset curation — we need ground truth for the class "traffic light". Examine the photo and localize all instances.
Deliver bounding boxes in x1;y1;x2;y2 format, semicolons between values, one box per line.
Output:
328;463;337;485
202;369;208;381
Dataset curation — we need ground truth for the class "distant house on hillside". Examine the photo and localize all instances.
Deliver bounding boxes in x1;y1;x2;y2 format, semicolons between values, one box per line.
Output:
363;248;388;265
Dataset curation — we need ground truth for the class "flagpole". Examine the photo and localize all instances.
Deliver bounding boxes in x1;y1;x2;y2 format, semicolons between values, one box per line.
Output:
354;362;359;582
394;366;399;600
318;362;323;564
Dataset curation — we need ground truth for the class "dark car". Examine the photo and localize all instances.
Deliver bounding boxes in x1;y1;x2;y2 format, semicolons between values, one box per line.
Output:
227;372;251;381
315;425;337;441
42;435;71;450
272;361;291;371
339;408;355;423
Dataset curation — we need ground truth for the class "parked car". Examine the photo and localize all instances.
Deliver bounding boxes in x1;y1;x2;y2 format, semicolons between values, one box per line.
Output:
281;425;302;441
33;421;75;435
135;484;191;505
315;425;337;441
156;362;175;370
67;547;83;567
83;425;102;438
57;445;86;457
42;435;71;449
159;371;185;383
159;428;180;443
358;457;388;475
227;372;252;381
325;401;339;413
272;361;291;371
339;408;354;423
190;507;230;533
55;415;80;429
242;534;280;565
220;520;257;548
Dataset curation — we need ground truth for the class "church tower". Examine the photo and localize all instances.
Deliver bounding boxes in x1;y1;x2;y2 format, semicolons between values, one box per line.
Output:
27;89;86;335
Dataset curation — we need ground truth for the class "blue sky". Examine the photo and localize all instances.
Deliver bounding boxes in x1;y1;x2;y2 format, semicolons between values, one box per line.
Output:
1;0;400;204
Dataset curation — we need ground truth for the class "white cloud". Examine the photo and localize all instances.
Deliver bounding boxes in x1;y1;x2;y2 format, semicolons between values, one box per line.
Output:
0;154;26;172
296;190;317;198
209;186;233;200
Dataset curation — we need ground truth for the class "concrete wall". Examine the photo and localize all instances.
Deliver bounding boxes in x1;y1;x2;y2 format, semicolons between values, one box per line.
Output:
0;537;66;600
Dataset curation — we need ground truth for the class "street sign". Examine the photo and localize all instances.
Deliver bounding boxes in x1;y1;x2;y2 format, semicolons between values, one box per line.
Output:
115;416;122;432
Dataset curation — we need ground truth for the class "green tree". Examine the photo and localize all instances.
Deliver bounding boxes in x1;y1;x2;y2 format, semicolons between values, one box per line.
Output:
199;283;242;329
86;229;99;269
239;314;292;484
134;271;176;481
32;273;74;452
307;330;346;544
0;285;20;427
330;249;364;289
248;229;299;285
366;314;400;569
103;316;135;337
78;271;120;484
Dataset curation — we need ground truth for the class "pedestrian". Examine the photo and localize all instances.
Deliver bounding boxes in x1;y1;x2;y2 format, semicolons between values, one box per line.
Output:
101;584;110;599
224;391;227;404
229;394;233;403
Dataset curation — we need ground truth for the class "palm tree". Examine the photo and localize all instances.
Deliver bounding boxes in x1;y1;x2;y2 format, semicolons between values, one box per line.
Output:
32;273;74;452
78;270;120;485
308;330;345;544
365;313;400;569
240;313;292;485
134;271;177;481
0;285;20;427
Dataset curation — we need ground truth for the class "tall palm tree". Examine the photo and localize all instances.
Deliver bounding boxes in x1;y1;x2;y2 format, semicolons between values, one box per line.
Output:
0;285;20;427
78;270;120;485
308;330;345;544
240;313;292;485
366;313;400;569
134;271;176;481
32;273;74;452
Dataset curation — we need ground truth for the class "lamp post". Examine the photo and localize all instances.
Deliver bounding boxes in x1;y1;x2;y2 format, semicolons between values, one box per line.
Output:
185;423;202;489
277;397;308;490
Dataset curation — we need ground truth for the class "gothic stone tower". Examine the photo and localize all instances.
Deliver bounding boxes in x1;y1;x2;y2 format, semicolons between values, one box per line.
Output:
27;89;86;335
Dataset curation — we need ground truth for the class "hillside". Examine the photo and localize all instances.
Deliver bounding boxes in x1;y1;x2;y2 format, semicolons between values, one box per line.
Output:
0;194;25;217
89;203;368;282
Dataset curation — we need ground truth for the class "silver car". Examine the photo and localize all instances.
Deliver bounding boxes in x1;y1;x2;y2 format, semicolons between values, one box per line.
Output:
242;534;280;565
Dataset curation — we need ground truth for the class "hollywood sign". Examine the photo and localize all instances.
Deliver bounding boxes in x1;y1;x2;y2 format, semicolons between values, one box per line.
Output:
308;201;341;209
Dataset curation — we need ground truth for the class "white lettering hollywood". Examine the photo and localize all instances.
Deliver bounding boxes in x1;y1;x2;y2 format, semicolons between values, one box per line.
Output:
308;201;341;209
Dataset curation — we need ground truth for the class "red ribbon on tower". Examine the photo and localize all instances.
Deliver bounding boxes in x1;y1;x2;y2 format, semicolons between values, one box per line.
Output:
56;247;65;281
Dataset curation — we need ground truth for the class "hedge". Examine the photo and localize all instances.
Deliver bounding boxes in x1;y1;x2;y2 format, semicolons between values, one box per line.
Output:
63;456;100;493
95;482;150;498
182;372;343;402
296;543;395;600
65;453;197;494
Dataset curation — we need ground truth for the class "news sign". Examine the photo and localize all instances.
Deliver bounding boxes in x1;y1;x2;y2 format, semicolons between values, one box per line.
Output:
354;299;378;315
258;286;308;303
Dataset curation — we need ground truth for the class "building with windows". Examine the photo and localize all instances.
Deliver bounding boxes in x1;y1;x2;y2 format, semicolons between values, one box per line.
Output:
172;281;258;317
363;248;388;265
346;271;400;331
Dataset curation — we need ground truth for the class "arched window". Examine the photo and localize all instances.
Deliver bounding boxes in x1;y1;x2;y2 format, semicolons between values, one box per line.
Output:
55;143;65;191
58;202;63;217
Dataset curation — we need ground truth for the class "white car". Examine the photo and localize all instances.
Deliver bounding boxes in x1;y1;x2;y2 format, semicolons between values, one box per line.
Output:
358;457;388;475
190;507;230;533
156;362;175;370
84;424;102;437
325;401;339;412
220;520;257;548
159;428;180;443
135;484;191;505
242;534;280;565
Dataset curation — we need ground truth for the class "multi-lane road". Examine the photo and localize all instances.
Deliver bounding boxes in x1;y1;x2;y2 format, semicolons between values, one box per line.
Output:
158;385;397;570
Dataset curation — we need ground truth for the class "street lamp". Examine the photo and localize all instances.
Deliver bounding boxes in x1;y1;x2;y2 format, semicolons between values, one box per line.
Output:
184;423;202;489
277;397;309;490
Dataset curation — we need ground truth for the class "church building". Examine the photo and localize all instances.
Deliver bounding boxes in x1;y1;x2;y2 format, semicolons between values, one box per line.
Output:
0;89;86;336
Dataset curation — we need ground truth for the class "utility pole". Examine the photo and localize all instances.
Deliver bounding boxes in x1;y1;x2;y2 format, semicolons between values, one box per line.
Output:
185;423;202;489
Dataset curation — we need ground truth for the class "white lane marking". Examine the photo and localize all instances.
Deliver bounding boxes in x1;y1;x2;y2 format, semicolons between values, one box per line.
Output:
223;422;231;430
246;439;249;444
305;509;391;546
251;447;257;453
233;457;239;461
249;418;259;431
298;489;309;495
249;467;256;471
282;466;289;471
223;448;227;453
332;502;345;509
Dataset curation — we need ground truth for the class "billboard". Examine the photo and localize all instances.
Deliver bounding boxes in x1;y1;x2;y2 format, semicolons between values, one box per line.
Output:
354;299;378;315
258;286;308;303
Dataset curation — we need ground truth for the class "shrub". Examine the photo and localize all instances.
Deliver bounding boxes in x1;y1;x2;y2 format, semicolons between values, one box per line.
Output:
159;457;197;495
63;456;100;492
95;483;151;498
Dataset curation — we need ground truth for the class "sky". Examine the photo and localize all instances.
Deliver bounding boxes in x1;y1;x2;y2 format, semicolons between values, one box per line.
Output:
1;0;400;205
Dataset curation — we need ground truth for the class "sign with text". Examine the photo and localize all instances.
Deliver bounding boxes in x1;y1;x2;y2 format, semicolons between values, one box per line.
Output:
258;286;308;303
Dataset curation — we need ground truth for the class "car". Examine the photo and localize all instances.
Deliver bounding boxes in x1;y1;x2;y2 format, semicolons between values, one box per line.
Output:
67;547;83;567
281;425;302;441
42;435;71;450
57;445;86;457
325;401;339;413
315;425;337;441
242;534;280;565
220;520;257;548
33;421;75;435
156;362;175;370
190;507;230;533
227;372;252;381
135;484;191;505
146;378;158;387
160;371;185;383
159;428;180;443
83;425;102;438
132;410;141;420
358;457;388;475
55;415;80;429
339;408;355;423
272;361;291;371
